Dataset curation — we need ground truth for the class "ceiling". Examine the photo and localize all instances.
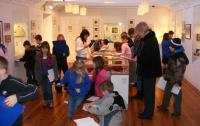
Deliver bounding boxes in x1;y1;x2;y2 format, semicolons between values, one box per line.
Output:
4;0;200;7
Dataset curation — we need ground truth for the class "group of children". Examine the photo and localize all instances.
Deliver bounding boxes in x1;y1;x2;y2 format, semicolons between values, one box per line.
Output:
0;26;189;125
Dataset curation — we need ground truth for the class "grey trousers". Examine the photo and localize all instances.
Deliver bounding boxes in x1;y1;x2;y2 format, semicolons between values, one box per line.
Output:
162;82;182;114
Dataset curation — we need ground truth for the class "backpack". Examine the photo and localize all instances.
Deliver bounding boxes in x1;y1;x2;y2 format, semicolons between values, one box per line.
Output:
109;91;126;111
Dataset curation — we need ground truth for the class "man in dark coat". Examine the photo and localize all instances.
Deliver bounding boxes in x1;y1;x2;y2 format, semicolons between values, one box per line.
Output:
135;22;162;119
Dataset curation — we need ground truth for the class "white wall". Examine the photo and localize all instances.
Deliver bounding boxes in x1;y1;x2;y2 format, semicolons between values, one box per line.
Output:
0;2;43;81
55;7;172;62
173;5;200;90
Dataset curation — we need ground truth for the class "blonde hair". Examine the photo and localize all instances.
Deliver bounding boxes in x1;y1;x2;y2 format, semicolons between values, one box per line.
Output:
135;22;149;35
71;60;87;84
100;80;114;93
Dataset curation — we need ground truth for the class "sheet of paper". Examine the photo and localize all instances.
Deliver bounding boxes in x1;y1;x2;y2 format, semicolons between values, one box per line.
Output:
74;117;99;126
64;100;68;104
171;84;181;95
86;96;99;102
156;77;167;91
48;68;55;82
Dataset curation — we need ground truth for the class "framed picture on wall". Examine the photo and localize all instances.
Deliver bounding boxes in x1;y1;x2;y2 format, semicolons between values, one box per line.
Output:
68;26;72;32
128;19;134;28
4;23;10;31
197;34;200;41
112;27;118;33
5;35;11;43
185;24;191;40
0;21;3;43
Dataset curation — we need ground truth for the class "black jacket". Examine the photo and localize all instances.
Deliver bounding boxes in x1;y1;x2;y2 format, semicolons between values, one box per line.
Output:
20;46;36;70
137;31;162;78
0;76;39;103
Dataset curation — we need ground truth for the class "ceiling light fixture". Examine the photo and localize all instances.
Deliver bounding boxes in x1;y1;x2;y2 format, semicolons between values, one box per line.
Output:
72;4;79;14
80;7;87;16
137;1;149;15
104;1;116;4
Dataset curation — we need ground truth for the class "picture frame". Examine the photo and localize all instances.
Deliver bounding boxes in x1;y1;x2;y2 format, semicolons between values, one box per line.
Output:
4;23;10;31
31;20;36;31
0;21;3;43
93;19;99;27
128;19;134;28
68;26;72;32
185;24;191;40
197;34;200;41
112;27;118;33
5;35;11;43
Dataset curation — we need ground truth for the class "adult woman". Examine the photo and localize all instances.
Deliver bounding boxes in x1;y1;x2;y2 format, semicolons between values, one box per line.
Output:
53;34;70;93
75;29;90;60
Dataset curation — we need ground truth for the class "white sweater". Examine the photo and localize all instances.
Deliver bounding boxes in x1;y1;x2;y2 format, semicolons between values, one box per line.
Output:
75;37;89;58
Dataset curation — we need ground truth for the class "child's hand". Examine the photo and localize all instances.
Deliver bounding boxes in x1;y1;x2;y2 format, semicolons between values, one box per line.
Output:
84;102;94;109
75;88;80;93
4;95;18;107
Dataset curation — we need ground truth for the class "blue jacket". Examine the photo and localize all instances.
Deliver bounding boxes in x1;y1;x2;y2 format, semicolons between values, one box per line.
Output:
61;69;91;97
162;39;171;58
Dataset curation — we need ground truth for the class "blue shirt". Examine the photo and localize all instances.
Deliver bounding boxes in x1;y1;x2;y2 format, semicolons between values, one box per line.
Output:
61;69;91;97
162;39;171;58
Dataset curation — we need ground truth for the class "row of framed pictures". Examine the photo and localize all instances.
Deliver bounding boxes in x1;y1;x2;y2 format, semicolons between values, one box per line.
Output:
0;21;12;43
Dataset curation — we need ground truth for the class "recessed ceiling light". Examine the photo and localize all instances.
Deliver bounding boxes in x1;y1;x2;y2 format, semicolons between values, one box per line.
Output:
48;5;53;9
104;1;116;4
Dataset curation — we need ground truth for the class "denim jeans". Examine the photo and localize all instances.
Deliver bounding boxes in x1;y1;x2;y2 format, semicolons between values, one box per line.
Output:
68;94;85;118
41;76;53;101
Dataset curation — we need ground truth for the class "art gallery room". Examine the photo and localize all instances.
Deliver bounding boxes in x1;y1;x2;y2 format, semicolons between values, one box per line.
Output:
0;0;200;126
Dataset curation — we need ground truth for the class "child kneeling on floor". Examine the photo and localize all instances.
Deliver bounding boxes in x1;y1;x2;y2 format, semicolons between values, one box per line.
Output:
84;80;127;126
60;60;91;120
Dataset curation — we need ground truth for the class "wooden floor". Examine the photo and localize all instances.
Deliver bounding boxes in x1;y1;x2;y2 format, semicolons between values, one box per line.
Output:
23;80;200;126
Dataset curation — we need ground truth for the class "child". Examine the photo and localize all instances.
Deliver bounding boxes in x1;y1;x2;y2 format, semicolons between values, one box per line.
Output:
157;38;189;116
92;56;110;97
20;40;36;84
120;33;131;59
60;60;91;119
100;39;109;51
84;80;127;126
35;41;59;108
0;56;38;126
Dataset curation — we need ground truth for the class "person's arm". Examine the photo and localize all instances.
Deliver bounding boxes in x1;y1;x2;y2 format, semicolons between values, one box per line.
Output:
88;97;114;116
66;44;70;57
52;55;59;79
60;70;70;84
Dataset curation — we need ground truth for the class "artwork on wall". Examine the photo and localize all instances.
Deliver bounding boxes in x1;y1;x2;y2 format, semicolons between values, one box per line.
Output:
0;21;3;43
31;32;36;43
185;24;191;40
196;34;200;41
93;19;99;27
14;25;26;37
128;19;134;28
112;27;118;33
68;26;72;32
4;23;10;31
93;18;100;39
31;20;36;31
5;35;11;43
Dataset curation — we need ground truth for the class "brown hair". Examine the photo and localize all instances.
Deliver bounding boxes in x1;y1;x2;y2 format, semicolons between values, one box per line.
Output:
35;34;42;41
57;34;65;40
163;33;169;41
100;80;114;93
71;60;87;84
128;28;135;36
114;42;122;52
0;56;8;71
41;41;51;56
93;56;105;75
